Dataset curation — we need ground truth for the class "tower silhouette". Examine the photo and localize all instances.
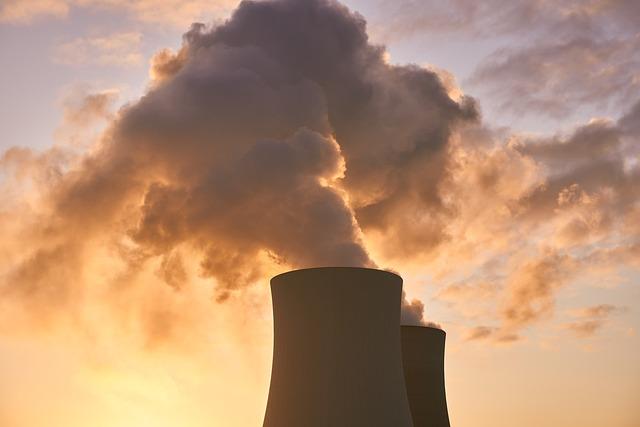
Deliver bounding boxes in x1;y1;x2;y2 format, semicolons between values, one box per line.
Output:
401;325;451;427
263;267;413;427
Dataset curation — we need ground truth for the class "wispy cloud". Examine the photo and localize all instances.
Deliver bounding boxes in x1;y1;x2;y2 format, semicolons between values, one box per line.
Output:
427;96;640;343
564;304;626;338
0;0;68;23
53;32;144;67
365;0;640;119
469;36;640;117
0;0;238;26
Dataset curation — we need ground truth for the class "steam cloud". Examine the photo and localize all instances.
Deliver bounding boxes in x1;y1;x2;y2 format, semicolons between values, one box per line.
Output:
1;0;479;329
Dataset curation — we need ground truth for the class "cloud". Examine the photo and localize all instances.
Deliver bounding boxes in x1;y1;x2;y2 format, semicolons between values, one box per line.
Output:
93;0;239;27
423;97;640;340
400;291;441;328
436;279;499;322
57;87;120;128
464;325;496;341
462;1;640;118
0;0;239;26
463;326;520;344
366;0;638;40
53;32;144;67
501;250;577;328
517;112;640;243
438;280;498;302
570;304;621;318
365;0;640;120
0;0;68;23
400;293;426;326
564;304;625;338
469;36;640;117
463;326;522;346
149;48;189;83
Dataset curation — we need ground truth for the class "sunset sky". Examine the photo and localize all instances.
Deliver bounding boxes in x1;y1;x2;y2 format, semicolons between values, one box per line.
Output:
1;1;639;426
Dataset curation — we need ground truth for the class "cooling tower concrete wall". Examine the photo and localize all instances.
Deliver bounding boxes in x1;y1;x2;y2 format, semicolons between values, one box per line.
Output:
401;325;450;427
263;267;413;427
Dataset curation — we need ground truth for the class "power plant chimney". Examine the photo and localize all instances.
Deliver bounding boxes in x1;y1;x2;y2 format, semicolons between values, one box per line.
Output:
263;267;413;427
401;325;451;427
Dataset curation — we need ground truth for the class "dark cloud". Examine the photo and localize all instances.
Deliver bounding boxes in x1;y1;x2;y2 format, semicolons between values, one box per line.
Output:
130;129;373;298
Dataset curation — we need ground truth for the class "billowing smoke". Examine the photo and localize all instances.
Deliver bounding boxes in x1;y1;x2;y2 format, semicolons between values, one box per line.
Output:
2;0;477;332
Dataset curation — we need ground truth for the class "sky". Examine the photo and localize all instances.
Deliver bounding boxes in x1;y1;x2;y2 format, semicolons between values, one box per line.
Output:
0;1;639;426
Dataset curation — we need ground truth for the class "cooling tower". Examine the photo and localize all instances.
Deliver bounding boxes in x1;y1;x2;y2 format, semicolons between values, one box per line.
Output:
401;325;451;427
263;267;414;427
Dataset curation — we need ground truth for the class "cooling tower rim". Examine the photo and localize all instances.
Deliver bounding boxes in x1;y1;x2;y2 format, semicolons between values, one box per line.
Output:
401;324;446;335
271;266;402;284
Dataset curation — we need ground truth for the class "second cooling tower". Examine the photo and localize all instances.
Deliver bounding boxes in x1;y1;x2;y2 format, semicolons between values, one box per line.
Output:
401;325;451;427
263;267;413;427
